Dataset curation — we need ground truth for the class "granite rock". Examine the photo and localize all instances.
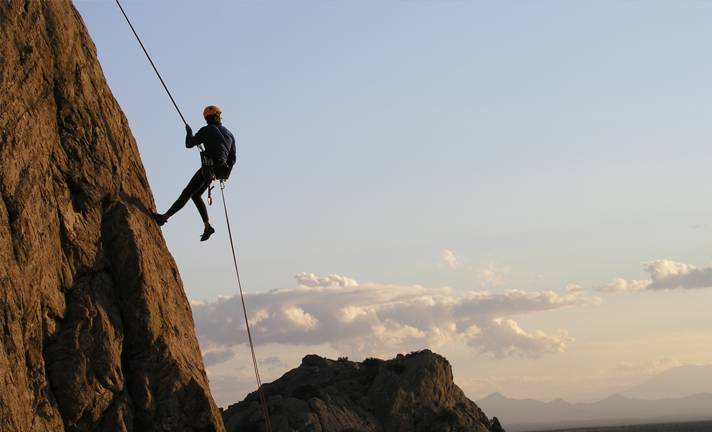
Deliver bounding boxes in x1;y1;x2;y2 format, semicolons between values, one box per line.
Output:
222;350;494;432
0;1;223;430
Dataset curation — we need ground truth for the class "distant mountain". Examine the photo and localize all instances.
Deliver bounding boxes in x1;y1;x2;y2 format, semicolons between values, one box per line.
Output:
476;392;712;432
620;364;712;400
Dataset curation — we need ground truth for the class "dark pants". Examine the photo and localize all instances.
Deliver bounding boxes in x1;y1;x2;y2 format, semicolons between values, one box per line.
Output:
165;168;210;222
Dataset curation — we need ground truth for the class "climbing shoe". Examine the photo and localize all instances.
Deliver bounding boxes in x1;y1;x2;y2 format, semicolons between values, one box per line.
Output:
154;212;167;226
200;225;215;242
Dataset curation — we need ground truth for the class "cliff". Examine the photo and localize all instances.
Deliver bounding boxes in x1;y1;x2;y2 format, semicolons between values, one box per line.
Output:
222;350;496;432
0;1;223;431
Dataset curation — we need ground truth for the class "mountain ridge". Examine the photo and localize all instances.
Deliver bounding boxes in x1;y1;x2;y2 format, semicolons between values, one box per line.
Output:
476;392;712;432
620;364;712;400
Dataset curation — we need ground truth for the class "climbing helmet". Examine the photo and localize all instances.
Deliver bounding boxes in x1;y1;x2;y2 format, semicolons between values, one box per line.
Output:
203;105;222;119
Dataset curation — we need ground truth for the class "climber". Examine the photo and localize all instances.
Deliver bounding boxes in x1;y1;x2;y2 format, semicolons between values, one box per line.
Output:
154;106;236;241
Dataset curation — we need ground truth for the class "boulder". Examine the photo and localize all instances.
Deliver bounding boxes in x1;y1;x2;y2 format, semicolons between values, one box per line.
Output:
221;350;494;432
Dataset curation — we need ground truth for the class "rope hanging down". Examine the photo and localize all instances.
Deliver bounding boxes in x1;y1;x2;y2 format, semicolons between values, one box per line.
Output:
115;3;272;430
220;183;272;432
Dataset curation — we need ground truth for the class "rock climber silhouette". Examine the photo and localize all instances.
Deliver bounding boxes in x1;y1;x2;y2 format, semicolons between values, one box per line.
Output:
154;106;236;241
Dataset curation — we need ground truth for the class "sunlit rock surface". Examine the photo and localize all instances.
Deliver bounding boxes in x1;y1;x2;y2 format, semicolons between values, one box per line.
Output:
0;1;223;430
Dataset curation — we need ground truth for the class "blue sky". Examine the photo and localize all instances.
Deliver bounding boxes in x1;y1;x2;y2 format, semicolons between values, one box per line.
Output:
75;0;712;408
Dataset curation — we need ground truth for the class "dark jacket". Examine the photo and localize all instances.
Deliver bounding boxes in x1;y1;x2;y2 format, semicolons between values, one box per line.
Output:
185;122;236;168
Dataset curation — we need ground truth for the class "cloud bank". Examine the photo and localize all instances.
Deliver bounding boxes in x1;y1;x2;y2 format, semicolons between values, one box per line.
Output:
600;260;712;294
192;273;601;365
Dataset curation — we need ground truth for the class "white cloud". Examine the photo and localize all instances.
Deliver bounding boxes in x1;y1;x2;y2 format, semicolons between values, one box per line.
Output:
599;260;712;294
645;260;712;290
600;278;651;294
294;272;357;288
339;306;369;323
283;306;319;331
191;274;601;365
438;250;467;270
476;261;512;287
466;324;482;338
565;284;584;293
470;319;574;359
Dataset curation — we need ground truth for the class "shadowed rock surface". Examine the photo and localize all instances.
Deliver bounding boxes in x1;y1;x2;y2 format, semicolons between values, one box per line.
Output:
221;350;496;432
0;1;223;431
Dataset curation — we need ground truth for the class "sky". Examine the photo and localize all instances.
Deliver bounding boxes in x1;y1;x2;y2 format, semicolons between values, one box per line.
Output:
74;0;712;409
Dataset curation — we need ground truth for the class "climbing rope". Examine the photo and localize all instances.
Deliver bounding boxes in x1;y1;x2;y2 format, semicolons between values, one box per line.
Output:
220;182;273;432
115;0;188;126
115;2;271;429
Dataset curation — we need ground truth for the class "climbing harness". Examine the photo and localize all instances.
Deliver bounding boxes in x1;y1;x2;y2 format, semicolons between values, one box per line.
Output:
115;2;271;430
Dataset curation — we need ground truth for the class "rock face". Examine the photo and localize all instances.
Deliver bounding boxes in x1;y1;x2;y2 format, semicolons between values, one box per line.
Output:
0;2;223;431
221;350;495;432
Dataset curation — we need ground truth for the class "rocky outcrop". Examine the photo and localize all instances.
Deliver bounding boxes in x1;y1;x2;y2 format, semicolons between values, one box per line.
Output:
0;1;222;431
221;350;495;432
